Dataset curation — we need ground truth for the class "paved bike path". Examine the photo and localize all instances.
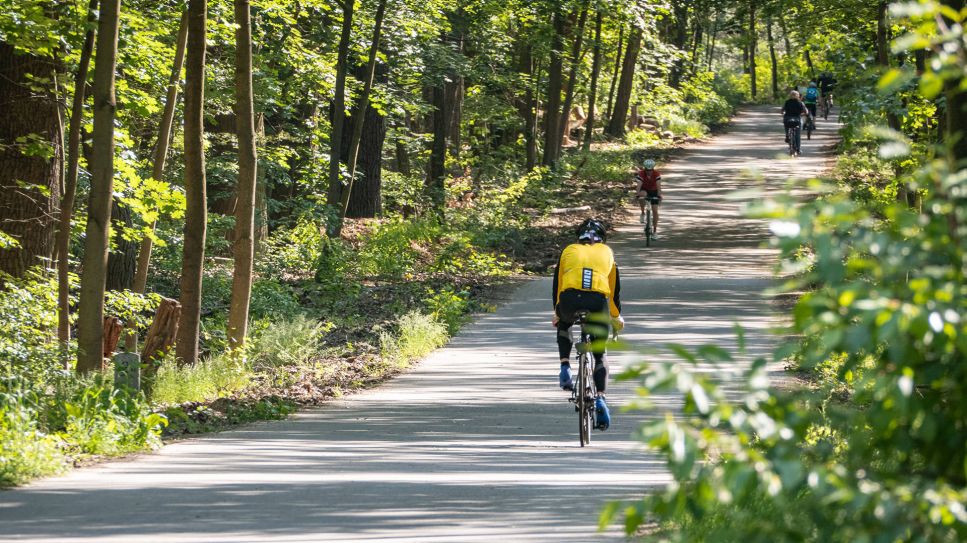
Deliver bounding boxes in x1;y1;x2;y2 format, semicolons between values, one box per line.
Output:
0;107;839;542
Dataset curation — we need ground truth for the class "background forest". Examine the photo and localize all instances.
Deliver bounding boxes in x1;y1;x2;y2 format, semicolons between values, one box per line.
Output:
1;0;966;540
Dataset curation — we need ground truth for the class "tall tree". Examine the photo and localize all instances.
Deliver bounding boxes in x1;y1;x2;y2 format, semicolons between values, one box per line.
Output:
427;80;447;213
75;0;121;373
175;0;209;365
748;0;757;99
766;15;778;99
516;38;538;169
583;9;603;151
0;44;62;277
57;0;98;346
605;24;642;138
558;1;590;152
542;5;567;166
227;0;258;349
326;0;355;225
335;0;388;228
605;23;624;122
131;10;189;299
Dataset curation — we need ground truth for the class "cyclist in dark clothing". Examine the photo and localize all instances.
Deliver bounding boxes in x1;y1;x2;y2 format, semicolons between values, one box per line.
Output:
818;72;837;96
782;90;808;143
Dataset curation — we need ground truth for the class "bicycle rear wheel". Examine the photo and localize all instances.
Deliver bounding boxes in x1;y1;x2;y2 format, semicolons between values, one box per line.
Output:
578;352;591;446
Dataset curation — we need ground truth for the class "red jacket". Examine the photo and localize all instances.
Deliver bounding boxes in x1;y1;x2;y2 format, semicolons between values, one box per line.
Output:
637;169;661;191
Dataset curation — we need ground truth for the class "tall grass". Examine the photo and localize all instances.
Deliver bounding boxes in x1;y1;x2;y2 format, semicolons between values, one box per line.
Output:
151;353;253;405
380;311;449;367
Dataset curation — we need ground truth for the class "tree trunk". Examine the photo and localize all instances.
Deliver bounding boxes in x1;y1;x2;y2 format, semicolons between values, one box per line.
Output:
0;44;62;279
75;0;121;373
605;24;624;123
444;8;466;158
767;16;778;99
124;11;188;353
748;0;757;100
707;20;717;71
778;12;791;53
542;6;566;166
605;25;642;138
583;10;603;151
689;17;704;75
105;200;137;291
516;40;538;170
394;112;412;176
345;73;387;218
326;0;354;222
668;0;689;88
131;10;188;298
876;1;889;67
336;0;387;226
57;0;97;347
227;0;258;349
558;2;590;152
175;0;208;366
427;81;447;214
943;0;967;166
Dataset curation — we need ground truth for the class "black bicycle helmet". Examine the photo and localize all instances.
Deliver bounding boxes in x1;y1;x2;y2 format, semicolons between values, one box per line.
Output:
576;218;607;243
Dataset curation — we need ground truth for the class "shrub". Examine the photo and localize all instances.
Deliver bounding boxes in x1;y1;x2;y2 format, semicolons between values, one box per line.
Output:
0;387;64;487
379;311;448;367
250;315;329;369
151;353;253;405
0;269;64;382
52;380;167;456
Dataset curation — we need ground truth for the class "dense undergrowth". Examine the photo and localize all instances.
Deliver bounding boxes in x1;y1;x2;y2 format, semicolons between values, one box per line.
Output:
0;76;734;486
612;4;967;541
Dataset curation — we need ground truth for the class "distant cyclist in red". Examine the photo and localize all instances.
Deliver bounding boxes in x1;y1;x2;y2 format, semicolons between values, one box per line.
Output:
635;159;663;237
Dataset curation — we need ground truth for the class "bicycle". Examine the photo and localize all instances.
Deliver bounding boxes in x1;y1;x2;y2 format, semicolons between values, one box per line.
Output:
821;93;833;120
636;195;659;247
784;116;802;157
568;310;607;447
804;113;814;140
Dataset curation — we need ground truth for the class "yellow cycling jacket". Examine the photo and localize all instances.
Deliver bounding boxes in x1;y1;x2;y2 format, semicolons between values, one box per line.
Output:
552;242;621;317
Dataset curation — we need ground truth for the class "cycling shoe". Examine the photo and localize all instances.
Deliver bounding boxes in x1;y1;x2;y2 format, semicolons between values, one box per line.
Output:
595;396;611;430
559;364;574;391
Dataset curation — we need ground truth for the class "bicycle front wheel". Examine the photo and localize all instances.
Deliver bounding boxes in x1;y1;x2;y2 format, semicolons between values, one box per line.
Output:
578;353;591;446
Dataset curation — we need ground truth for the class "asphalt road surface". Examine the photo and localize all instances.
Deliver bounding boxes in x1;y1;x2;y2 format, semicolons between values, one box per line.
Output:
0;107;838;542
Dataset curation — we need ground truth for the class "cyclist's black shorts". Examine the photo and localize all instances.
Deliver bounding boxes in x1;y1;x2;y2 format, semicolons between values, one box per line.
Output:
556;289;609;325
805;103;817;117
642;190;661;206
784;116;802;129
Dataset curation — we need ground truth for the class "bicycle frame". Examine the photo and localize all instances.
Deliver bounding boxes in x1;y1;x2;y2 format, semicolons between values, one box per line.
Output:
636;196;657;246
570;312;599;447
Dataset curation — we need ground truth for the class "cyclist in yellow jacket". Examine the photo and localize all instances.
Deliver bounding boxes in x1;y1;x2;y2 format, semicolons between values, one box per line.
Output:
552;218;624;430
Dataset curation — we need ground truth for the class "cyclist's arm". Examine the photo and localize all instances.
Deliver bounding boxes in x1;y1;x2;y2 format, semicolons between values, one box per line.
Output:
552;253;563;309
608;265;621;317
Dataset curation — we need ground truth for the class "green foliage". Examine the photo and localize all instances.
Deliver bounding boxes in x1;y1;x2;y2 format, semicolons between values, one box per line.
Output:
357;219;444;279
150;354;253;406
0;386;64;487
162;396;296;436
379;311;449;367
425;287;471;335
250;315;329;369
50;378;167;456
0;269;66;381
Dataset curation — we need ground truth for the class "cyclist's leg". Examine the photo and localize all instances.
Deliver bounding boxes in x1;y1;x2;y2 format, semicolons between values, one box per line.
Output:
584;295;611;394
649;194;661;231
